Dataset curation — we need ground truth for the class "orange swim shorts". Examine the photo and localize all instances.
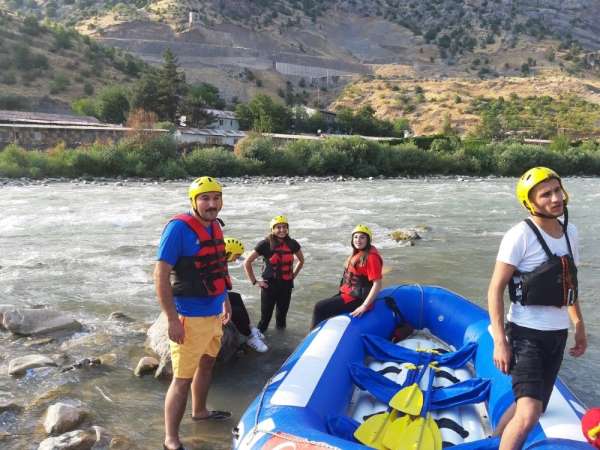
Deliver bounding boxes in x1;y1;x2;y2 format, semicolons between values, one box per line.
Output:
169;315;223;379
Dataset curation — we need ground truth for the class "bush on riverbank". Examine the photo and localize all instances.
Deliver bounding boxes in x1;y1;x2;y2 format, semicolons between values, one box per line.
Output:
2;134;600;179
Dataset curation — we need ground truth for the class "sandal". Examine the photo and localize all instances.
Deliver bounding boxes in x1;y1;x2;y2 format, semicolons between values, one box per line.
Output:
191;410;231;421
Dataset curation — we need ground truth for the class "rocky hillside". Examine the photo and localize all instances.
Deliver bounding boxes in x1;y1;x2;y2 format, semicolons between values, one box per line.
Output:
0;10;147;112
4;0;600;133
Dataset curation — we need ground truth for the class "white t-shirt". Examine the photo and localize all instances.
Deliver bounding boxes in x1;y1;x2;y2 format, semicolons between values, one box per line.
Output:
496;220;579;331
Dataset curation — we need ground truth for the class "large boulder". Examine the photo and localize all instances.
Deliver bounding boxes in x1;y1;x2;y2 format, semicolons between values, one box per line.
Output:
2;309;81;336
38;429;96;450
44;402;88;435
145;312;245;377
389;228;422;242
8;354;57;376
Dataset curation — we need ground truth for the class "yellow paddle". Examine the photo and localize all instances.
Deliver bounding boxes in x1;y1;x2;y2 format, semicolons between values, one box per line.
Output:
384;364;442;450
388;358;432;415
354;363;418;448
397;412;436;450
382;413;412;449
353;409;398;449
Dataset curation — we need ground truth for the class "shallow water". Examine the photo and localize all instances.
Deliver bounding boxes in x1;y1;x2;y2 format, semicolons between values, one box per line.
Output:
1;177;599;449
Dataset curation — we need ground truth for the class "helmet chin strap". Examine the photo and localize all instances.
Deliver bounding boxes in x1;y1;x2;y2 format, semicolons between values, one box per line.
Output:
531;206;569;227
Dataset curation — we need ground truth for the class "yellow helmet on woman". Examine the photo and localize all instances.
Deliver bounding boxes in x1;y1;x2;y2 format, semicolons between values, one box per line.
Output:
188;176;222;208
270;215;289;230
352;224;372;240
516;167;569;213
224;237;245;262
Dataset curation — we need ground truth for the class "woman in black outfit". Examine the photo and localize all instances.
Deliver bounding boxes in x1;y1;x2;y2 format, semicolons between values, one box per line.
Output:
243;215;304;332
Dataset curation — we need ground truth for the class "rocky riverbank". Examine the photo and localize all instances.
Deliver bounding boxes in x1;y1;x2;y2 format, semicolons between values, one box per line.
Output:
0;303;251;450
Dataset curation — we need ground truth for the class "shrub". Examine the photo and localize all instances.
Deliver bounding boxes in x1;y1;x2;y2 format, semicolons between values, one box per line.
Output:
184;147;247;176
49;74;70;94
233;134;275;161
0;94;30;110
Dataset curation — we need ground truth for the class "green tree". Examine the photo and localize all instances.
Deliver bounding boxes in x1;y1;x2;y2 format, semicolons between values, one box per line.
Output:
52;26;73;50
96;86;130;124
235;94;290;133
72;98;97;117
186;83;225;109
155;48;186;122
393;118;411;137
131;73;162;116
180;82;225;127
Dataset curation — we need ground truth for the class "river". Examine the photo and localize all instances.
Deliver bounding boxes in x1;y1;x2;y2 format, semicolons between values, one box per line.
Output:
1;176;598;449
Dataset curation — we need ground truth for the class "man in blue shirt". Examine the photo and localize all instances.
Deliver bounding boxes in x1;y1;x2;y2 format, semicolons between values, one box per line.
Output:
155;176;232;450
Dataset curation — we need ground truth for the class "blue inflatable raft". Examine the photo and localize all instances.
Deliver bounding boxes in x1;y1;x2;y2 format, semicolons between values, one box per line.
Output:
233;285;591;449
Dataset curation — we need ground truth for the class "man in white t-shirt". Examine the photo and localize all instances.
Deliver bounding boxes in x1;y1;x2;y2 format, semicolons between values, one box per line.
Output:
487;167;587;450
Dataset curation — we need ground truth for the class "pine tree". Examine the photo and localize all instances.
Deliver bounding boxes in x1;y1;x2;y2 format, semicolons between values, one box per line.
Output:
155;48;187;122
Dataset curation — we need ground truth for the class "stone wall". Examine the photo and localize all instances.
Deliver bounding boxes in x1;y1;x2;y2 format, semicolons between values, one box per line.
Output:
0;125;164;150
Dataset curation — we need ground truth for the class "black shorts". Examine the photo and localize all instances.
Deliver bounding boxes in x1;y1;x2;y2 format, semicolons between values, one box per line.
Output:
506;322;568;411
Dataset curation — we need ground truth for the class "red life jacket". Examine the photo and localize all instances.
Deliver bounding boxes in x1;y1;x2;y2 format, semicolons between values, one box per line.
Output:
170;214;232;297
263;238;295;281
339;247;382;303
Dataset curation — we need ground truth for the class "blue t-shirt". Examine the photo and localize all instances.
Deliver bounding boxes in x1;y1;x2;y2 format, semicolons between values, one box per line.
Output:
156;216;227;317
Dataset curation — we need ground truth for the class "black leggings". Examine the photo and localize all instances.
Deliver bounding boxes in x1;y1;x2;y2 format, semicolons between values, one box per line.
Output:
229;291;251;337
257;279;293;332
311;294;362;329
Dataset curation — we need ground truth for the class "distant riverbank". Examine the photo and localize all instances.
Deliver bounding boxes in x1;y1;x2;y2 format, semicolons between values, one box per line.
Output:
2;133;600;179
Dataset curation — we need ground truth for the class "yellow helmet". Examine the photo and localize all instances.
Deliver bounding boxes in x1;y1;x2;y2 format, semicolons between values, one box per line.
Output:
270;215;288;230
352;224;372;240
188;176;222;208
224;237;245;262
516;167;569;213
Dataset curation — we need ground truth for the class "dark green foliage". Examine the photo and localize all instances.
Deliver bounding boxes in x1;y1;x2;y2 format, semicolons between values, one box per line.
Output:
13;44;48;70
235;94;291;133
83;82;94;95
49;73;70;94
140;49;186;122
180;82;226;127
71;97;97;116
3;131;600;179
20;16;42;35
96;86;130;124
470;95;600;139
0;94;30;110
335;106;398;137
130;74;161;114
52;26;74;50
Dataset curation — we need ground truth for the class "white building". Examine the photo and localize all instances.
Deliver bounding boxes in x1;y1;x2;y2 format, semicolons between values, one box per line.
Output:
204;109;239;131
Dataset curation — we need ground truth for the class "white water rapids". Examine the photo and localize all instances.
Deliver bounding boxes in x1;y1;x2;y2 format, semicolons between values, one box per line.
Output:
1;177;598;449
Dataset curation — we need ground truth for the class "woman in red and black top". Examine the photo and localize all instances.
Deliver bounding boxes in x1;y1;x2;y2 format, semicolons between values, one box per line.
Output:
244;215;304;333
311;224;383;329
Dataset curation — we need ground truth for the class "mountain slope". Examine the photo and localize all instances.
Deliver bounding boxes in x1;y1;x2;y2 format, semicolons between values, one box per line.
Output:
0;10;147;112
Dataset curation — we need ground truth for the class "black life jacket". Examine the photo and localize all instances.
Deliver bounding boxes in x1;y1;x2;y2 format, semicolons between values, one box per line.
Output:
262;237;295;281
339;247;382;303
170;214;232;297
508;219;578;308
